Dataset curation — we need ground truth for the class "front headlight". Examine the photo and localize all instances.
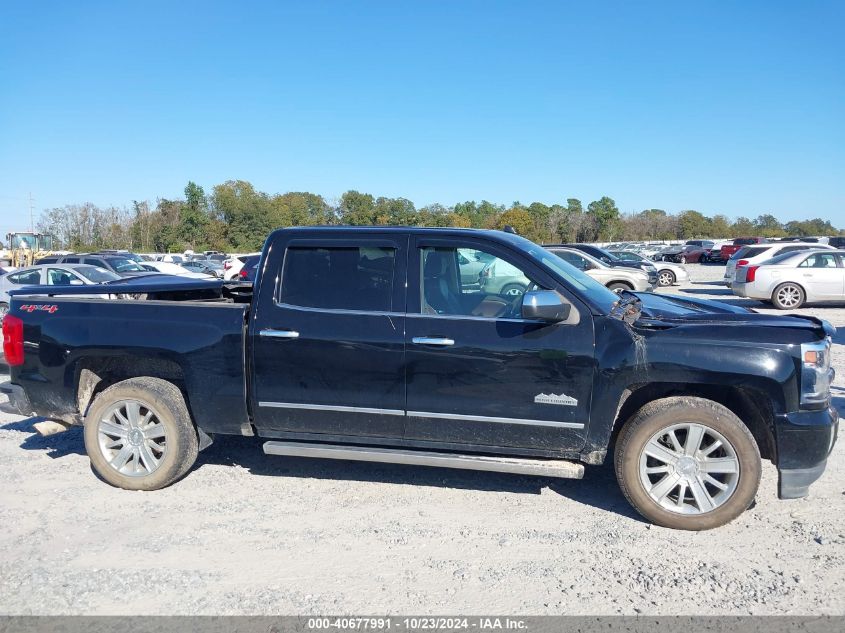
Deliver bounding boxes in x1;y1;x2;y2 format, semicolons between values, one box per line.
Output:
800;337;833;407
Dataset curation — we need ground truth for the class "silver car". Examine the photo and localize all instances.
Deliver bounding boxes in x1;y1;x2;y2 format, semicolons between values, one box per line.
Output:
731;249;845;309
608;250;689;286
723;242;833;286
546;247;653;293
0;263;121;316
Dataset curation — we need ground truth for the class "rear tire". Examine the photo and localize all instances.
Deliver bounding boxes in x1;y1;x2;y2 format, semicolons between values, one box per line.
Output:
614;396;761;530
83;377;198;490
771;282;805;309
0;302;8;318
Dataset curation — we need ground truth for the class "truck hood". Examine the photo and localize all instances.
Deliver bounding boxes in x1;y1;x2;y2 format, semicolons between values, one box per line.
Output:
629;291;835;337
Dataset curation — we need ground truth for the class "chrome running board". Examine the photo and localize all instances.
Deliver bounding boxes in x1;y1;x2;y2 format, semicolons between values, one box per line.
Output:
263;441;584;479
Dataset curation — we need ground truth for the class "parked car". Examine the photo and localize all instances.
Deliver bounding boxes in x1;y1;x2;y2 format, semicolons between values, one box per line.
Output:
654;240;715;264
154;254;184;264
720;237;768;261
704;242;732;263
237;255;261;282
181;259;224;278
608;250;688;287
547;247;653;292
1;227;837;531
48;253;150;277
551;243;659;286
732;249;845;309
139;261;215;279
0;264;120;316
723;242;833;286
223;253;261;280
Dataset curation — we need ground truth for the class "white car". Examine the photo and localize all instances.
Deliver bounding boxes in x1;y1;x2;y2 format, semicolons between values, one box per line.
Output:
140;261;214;279
723;242;833;286
0;263;120;316
732;249;845;309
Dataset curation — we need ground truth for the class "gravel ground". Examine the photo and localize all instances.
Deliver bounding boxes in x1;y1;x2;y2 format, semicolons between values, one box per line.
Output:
0;263;843;615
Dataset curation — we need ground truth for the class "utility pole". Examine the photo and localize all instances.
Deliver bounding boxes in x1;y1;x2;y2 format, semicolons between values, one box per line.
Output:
28;192;35;233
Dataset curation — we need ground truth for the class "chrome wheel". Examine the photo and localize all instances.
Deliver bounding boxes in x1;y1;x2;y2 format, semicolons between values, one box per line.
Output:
774;284;802;308
97;399;168;477
658;271;675;286
639;423;740;515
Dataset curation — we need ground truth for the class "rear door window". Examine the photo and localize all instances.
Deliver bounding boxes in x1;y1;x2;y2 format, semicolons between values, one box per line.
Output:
7;269;42;285
279;246;396;312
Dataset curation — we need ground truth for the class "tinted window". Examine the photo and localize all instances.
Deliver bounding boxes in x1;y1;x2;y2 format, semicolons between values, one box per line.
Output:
734;238;759;245
279;247;395;311
105;257;144;272
553;250;590;270
76;266;121;283
8;269;41;284
736;246;769;259
63;257;80;264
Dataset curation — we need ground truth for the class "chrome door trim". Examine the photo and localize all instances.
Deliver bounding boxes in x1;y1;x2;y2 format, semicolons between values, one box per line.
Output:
411;337;455;346
257;401;405;416
406;410;584;429
259;329;300;339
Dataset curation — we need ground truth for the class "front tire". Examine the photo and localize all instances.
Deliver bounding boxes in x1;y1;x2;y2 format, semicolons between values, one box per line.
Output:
83;377;198;490
771;282;805;309
607;282;632;294
614;397;761;530
657;270;676;287
499;283;526;298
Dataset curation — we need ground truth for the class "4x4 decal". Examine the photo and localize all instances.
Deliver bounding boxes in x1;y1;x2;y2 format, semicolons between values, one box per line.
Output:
19;304;59;314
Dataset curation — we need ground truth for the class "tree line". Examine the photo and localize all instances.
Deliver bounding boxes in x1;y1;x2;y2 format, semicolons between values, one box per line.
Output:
35;180;843;253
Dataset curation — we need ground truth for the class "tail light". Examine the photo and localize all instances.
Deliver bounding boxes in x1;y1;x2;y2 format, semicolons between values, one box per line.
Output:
2;314;24;366
737;259;749;266
239;268;248;279
745;265;759;283
224;261;232;270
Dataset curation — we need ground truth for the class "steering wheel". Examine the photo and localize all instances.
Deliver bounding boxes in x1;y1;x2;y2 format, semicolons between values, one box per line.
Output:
502;281;539;318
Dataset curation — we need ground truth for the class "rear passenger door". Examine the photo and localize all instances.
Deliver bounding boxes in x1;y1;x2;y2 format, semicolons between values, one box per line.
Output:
251;233;408;439
797;252;844;299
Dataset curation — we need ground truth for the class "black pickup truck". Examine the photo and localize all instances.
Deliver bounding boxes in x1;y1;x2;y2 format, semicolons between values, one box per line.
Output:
1;227;838;530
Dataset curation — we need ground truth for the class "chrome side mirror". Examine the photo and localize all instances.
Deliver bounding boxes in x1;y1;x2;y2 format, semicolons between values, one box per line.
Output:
521;290;572;322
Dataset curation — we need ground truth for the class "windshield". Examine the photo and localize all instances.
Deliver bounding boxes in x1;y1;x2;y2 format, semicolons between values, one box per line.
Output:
106;257;144;272
75;265;122;283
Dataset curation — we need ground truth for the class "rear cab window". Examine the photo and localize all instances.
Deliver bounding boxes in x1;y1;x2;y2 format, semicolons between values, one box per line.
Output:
278;245;398;312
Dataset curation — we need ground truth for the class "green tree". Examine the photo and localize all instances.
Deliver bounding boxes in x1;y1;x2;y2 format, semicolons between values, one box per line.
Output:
586;196;620;241
731;216;755;235
339;190;377;225
677;210;712;239
753;214;785;238
492;208;533;236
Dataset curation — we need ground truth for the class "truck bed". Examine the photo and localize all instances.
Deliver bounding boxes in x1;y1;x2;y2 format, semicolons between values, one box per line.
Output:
7;293;250;436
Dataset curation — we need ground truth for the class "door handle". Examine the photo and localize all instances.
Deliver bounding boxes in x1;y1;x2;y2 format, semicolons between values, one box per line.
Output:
412;337;455;346
260;329;300;339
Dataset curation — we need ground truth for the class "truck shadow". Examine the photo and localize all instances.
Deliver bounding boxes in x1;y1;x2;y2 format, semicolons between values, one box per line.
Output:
196;435;644;522
0;416;86;458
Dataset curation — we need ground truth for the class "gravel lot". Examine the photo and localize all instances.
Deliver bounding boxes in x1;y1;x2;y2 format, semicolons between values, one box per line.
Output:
1;263;843;615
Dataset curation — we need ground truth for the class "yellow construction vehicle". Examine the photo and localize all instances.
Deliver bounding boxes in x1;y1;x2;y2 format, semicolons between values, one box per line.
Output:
4;231;56;267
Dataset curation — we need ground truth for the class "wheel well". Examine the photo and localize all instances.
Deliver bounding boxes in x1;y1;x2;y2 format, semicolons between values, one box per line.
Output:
612;382;776;461
76;356;186;418
607;280;633;290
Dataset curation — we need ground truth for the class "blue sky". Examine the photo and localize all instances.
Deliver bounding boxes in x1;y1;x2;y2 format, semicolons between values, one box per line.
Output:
1;0;843;229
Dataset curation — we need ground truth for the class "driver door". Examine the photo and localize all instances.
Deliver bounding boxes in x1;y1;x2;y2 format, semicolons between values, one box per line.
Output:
404;237;595;452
